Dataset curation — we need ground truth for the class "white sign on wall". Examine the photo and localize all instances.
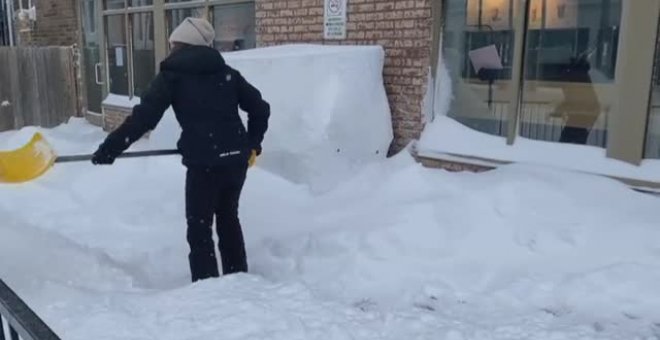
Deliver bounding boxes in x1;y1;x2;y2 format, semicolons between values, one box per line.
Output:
324;0;347;39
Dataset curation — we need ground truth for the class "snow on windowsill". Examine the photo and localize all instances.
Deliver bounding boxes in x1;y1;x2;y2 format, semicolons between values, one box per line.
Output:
102;94;141;109
417;115;660;185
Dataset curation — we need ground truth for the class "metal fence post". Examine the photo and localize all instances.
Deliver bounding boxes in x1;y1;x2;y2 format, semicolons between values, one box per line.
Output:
0;280;61;340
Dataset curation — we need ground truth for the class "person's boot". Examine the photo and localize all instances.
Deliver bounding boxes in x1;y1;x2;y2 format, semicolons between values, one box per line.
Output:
189;251;220;282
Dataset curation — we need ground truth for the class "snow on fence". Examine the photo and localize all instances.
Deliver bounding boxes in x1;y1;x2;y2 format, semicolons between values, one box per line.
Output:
0;47;80;132
0;279;61;340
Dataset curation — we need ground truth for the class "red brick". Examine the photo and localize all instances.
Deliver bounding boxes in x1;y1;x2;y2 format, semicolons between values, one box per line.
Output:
255;0;434;151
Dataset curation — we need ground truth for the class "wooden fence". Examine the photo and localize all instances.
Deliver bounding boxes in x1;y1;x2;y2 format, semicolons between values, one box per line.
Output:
0;46;80;132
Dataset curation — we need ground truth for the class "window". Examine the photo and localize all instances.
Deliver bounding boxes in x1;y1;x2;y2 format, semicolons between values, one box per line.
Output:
0;1;10;46
165;7;205;51
129;0;153;6
442;0;621;145
104;0;125;10
131;12;155;97
442;0;517;137
105;15;129;96
440;1;660;165
82;0;103;113
97;0;256;98
104;8;155;98
16;0;33;10
84;0;97;34
645;24;660;159
211;3;256;52
519;0;622;147
166;7;206;33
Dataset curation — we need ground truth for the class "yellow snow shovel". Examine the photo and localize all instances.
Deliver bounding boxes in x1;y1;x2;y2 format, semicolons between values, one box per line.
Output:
0;132;179;183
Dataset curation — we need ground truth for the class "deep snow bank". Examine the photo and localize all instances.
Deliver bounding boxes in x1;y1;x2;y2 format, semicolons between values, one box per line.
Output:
149;44;393;192
3;120;660;338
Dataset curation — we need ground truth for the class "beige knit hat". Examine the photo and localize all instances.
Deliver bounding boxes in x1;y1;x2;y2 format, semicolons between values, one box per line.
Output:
168;17;215;47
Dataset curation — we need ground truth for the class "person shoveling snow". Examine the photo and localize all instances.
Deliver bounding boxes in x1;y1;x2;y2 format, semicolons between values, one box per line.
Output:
91;17;270;282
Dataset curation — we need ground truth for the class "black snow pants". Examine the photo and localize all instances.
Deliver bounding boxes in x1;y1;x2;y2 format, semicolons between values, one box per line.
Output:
185;163;248;282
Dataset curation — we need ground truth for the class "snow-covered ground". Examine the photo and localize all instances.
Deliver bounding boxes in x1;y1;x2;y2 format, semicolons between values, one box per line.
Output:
2;118;660;340
2;44;660;340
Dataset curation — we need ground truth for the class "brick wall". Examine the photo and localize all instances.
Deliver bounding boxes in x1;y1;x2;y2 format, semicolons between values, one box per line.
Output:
416;156;494;173
103;105;154;139
103;106;131;132
21;0;79;46
256;0;434;152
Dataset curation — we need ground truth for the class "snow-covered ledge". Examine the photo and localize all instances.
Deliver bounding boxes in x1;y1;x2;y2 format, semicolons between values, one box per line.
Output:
416;115;660;192
101;94;140;132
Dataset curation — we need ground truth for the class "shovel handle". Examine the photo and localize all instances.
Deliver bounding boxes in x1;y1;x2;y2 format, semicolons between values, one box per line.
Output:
55;149;179;163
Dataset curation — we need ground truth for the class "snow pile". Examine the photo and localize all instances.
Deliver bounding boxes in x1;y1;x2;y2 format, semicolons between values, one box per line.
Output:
417;115;660;184
251;155;660;316
2;119;660;339
149;44;393;192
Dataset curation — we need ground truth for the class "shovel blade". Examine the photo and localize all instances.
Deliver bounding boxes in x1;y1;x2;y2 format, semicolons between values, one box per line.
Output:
0;132;57;183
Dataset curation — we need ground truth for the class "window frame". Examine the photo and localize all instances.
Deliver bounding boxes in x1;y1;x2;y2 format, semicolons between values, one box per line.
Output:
98;0;255;99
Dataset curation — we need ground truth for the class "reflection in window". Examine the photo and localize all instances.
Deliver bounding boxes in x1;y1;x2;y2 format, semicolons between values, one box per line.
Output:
520;0;621;148
212;4;256;52
524;0;620;83
442;0;623;146
131;12;155;97
442;0;515;137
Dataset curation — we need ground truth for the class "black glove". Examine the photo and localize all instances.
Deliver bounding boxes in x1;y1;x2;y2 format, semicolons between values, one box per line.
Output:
91;148;116;165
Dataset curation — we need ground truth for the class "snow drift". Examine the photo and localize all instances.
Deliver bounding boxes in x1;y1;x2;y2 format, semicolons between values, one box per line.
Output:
3;117;660;338
418;115;660;184
150;44;393;192
2;43;660;339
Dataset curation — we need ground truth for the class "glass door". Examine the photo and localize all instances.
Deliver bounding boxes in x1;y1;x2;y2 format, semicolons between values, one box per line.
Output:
130;11;155;97
81;0;103;113
105;14;130;96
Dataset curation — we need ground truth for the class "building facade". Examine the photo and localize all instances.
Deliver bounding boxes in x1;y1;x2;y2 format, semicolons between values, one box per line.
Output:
12;0;660;187
256;0;435;152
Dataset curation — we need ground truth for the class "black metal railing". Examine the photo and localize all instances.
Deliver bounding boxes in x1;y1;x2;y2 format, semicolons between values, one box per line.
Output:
0;280;61;340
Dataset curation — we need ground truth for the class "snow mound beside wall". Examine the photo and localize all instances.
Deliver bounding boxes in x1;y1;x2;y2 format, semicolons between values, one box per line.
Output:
151;44;393;192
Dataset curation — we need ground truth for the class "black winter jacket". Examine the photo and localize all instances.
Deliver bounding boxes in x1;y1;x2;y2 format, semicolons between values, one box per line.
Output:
97;45;270;168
